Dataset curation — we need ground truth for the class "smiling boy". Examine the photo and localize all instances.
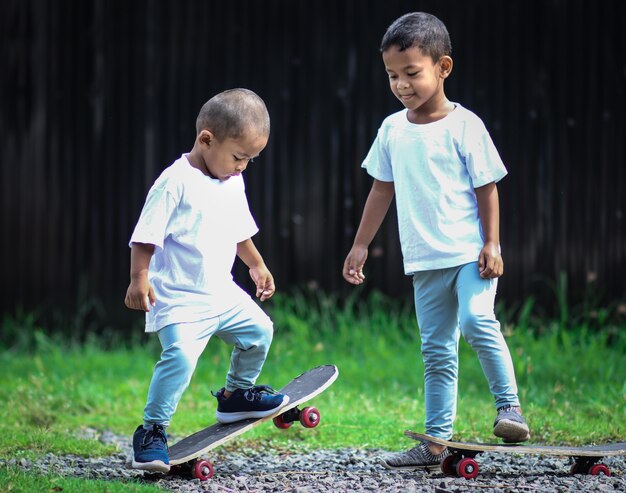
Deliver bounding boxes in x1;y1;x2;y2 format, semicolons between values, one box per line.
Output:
343;12;530;469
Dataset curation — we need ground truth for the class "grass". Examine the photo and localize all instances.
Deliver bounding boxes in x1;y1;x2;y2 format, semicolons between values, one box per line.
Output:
0;466;164;492
0;289;625;489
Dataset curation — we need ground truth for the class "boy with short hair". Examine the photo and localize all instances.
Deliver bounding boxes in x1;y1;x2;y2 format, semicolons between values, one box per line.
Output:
343;12;530;469
125;88;288;473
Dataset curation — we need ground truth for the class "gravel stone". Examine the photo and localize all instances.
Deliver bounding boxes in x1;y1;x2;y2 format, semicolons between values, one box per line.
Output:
1;429;624;492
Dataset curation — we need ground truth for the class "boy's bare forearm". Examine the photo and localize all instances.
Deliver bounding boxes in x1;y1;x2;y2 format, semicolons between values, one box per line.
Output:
475;182;500;246
475;182;504;278
237;238;275;301
342;180;394;285
130;242;156;279
352;180;395;247
126;242;156;311
237;238;265;268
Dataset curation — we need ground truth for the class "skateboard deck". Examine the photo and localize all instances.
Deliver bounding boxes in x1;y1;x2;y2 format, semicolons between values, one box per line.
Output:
405;431;626;479
167;365;338;480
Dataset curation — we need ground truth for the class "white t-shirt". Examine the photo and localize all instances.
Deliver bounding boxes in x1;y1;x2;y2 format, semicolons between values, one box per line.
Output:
130;154;259;332
362;104;508;274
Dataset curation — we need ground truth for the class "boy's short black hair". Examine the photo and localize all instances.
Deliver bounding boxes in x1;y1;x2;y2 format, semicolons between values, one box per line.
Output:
380;12;451;61
196;88;270;140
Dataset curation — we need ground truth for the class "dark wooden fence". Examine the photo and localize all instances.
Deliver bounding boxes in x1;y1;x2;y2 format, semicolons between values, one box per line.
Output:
2;0;625;328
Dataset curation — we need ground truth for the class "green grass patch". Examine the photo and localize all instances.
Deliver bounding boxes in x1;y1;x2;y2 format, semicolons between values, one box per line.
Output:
0;465;164;492
1;289;625;469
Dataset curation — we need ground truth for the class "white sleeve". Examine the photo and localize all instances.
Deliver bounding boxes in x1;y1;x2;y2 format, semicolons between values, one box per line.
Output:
233;178;259;242
129;182;178;250
361;126;394;182
461;118;508;187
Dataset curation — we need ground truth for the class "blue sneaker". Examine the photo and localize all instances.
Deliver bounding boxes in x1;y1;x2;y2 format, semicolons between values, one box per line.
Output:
213;385;289;423
131;424;170;472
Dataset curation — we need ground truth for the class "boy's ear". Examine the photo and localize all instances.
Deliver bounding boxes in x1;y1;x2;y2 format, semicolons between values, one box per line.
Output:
198;129;214;146
439;56;453;79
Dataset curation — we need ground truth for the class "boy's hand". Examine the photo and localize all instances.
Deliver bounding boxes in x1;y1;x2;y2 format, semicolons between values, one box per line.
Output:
343;246;368;285
249;266;275;301
478;242;504;279
125;277;156;312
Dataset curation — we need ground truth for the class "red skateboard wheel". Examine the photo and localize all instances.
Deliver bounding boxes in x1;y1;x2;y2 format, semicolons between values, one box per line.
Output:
589;464;610;476
299;406;321;428
273;414;293;429
193;459;214;480
456;457;479;479
441;454;458;475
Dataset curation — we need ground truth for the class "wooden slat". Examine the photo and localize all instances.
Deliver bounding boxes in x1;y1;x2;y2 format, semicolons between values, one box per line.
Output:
1;0;624;323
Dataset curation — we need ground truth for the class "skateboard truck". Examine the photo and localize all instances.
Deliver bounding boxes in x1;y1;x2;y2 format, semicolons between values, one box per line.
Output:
570;457;610;476
273;406;321;429
170;459;214;481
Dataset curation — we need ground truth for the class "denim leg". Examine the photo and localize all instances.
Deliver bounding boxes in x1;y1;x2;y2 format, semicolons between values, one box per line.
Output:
143;320;216;426
413;270;460;440
214;298;274;391
456;262;520;409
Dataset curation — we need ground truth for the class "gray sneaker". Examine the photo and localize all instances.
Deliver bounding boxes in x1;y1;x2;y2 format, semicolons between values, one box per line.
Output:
380;442;449;471
493;405;530;443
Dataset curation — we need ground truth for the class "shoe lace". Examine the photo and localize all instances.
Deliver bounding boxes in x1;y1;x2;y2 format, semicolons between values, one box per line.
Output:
242;385;278;402
497;405;522;415
142;425;168;450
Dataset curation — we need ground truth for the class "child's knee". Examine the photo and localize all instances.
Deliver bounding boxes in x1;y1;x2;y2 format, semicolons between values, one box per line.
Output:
459;312;481;333
255;317;274;350
159;342;198;377
460;311;499;344
421;343;457;372
235;316;274;353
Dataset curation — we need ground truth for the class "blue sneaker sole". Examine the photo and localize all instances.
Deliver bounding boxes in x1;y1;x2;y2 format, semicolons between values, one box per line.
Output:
131;459;170;473
216;395;290;424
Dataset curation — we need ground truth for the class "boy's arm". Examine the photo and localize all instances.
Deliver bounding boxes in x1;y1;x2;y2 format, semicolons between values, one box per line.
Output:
343;179;395;285
237;238;275;301
125;242;157;311
475;182;504;279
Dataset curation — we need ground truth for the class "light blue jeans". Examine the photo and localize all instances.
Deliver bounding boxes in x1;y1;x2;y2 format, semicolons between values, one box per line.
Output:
143;298;274;427
413;262;520;439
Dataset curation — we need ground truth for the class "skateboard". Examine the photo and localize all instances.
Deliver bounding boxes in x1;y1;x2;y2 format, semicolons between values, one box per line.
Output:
166;365;339;480
405;431;626;479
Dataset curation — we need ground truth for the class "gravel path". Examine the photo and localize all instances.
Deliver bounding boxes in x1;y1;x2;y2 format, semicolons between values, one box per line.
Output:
3;429;624;492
